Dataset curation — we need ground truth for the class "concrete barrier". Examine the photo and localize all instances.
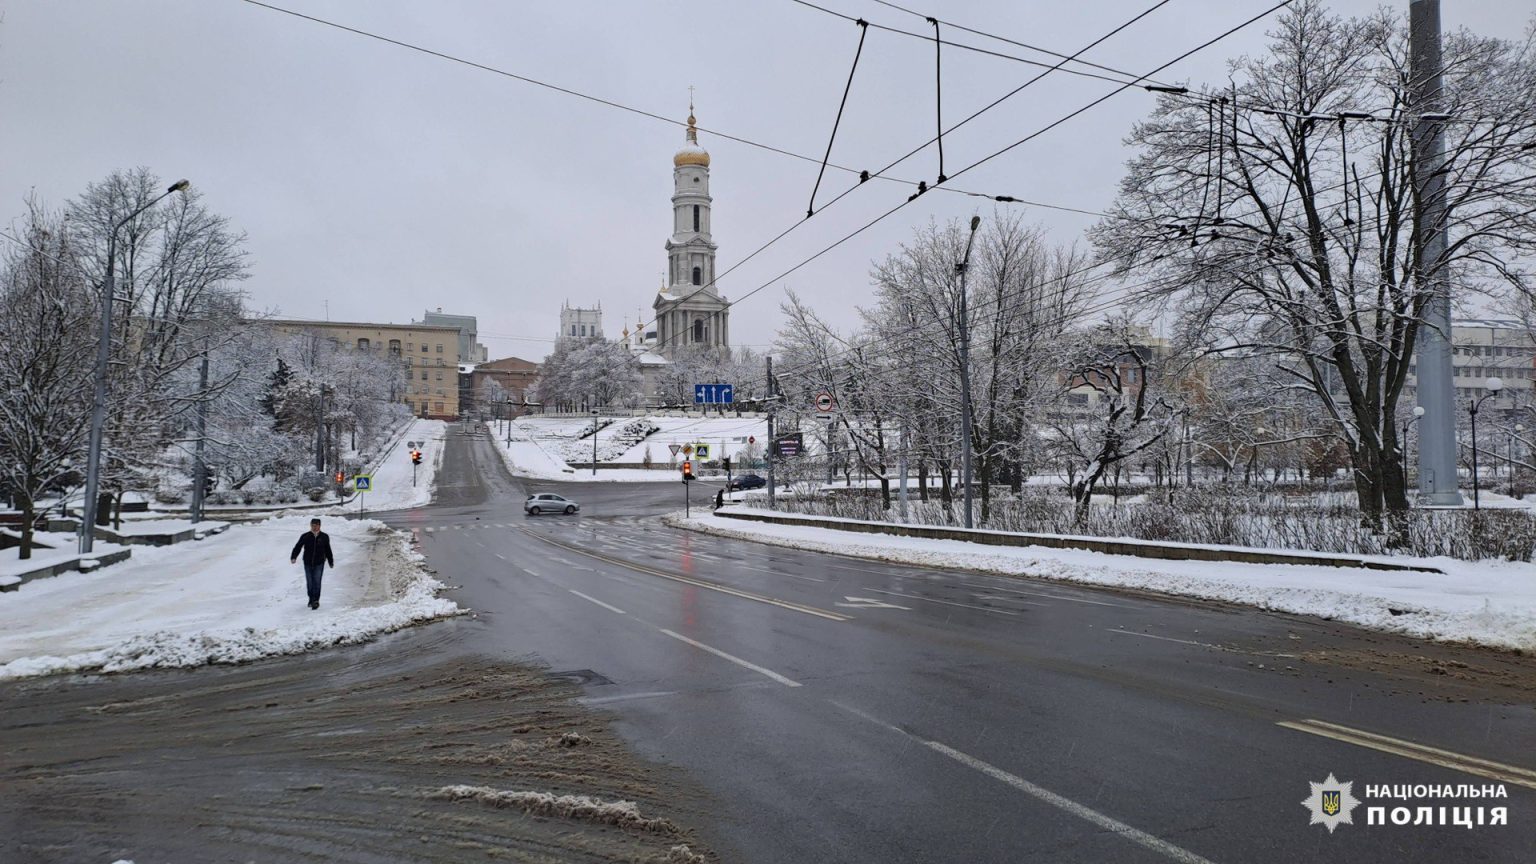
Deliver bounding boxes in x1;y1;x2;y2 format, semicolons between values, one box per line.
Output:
713;509;1444;574
1;547;133;591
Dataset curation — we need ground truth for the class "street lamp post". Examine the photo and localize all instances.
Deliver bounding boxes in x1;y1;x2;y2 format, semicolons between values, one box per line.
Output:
1468;377;1503;511
591;408;599;477
1403;405;1426;485
80;179;190;553
1512;423;1525;494
956;215;981;529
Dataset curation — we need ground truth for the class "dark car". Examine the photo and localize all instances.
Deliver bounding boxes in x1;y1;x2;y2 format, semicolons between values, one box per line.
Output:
524;493;579;515
728;474;766;491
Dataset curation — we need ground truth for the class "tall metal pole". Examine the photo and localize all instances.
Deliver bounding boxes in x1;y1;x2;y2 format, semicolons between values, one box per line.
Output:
80;180;189;553
766;355;776;509
79;232;118;553
1411;0;1462;506
592;409;598;476
1469;399;1482;511
898;419;910;521
957;215;981;529
190;340;210;524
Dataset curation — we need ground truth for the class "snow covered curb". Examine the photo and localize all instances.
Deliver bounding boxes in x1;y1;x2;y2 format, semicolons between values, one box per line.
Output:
428;786;679;833
0;518;462;680
664;511;1536;652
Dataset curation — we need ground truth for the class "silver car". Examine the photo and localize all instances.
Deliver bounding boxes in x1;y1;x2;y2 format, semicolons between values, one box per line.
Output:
524;493;579;516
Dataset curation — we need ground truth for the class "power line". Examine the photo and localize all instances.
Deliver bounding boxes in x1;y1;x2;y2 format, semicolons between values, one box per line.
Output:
635;0;1190;359
787;0;1162;88
682;0;1297;366
868;0;1179;89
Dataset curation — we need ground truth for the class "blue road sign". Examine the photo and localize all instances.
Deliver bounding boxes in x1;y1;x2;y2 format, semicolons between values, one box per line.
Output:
693;383;734;405
354;474;373;491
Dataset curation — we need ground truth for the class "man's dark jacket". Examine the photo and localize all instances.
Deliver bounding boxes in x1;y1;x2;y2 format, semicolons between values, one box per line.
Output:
291;531;335;567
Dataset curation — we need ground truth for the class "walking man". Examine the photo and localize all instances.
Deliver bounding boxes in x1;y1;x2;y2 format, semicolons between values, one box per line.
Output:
290;518;335;610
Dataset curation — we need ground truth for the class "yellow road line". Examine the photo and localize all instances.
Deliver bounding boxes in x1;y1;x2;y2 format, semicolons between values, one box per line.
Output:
520;528;851;622
1278;718;1536;790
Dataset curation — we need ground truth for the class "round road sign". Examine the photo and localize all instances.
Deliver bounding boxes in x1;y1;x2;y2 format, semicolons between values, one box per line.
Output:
814;391;836;412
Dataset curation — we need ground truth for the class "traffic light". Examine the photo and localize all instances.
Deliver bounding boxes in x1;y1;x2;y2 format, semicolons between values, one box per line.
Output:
722;456;731;472
334;470;345;485
681;460;693;480
410;449;422;465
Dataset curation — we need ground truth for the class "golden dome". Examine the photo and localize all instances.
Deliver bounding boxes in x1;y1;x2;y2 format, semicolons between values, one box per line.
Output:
674;106;710;167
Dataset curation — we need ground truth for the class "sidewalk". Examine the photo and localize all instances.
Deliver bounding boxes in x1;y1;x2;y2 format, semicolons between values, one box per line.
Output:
0;515;460;679
667;507;1536;652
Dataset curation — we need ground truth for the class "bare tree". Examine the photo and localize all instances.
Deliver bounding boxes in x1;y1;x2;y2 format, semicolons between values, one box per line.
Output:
1093;1;1536;523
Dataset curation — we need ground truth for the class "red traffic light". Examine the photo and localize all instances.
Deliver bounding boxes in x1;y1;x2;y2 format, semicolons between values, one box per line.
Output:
410;448;422;465
334;471;344;484
681;460;693;478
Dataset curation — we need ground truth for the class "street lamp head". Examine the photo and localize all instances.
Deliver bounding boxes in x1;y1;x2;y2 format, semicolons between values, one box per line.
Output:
167;179;191;194
1413;406;1426;417
1486;377;1504;393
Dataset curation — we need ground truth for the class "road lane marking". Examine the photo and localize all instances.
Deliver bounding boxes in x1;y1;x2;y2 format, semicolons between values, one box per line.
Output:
569;589;626;615
522;528;850;621
659;629;801;687
981;588;1126;607
494;553;506;561
864;588;1022;615
836;596;911;610
580;691;678;705
1278;719;1536;790
1106;628;1215;648
925;741;1218;864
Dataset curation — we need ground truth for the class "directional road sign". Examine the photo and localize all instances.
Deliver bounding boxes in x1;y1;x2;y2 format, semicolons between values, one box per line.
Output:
694;383;735;405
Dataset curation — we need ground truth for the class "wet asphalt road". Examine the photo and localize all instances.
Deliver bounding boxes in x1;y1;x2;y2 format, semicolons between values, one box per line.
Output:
383;427;1536;863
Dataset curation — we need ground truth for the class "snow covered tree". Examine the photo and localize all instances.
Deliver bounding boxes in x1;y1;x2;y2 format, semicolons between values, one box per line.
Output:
0;198;96;557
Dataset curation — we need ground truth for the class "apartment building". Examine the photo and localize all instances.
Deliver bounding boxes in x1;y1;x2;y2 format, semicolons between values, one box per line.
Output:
266;319;467;419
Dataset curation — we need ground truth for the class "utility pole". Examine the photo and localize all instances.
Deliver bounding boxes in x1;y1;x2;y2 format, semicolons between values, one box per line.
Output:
1411;0;1462;506
766;355;776;509
898;419;909;521
190;339;210;524
957;215;981;529
79;179;190;553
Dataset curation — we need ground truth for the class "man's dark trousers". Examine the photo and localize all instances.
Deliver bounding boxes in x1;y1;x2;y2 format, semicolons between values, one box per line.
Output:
304;562;325;604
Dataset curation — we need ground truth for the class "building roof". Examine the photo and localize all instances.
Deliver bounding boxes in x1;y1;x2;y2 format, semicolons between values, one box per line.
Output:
262;318;461;333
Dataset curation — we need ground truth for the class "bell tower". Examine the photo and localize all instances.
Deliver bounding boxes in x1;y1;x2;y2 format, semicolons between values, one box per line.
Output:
655;96;730;359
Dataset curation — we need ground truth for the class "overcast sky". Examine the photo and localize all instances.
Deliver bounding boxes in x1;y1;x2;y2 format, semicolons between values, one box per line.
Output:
2;1;1529;360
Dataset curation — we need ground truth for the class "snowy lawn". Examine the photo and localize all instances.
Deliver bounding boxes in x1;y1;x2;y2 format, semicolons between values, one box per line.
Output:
668;508;1536;652
0;515;461;679
492;415;769;482
1;530;129;583
106;518;229;537
325;418;447;512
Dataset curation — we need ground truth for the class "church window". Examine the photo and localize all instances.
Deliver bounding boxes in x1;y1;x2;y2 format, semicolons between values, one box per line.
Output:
693;205;700;232
693;319;704;343
692;266;702;286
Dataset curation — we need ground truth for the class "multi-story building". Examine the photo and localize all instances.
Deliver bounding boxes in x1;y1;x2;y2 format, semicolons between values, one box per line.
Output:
559;302;604;343
421;308;488;363
1406;319;1534;410
265;319;466;419
469;356;542;418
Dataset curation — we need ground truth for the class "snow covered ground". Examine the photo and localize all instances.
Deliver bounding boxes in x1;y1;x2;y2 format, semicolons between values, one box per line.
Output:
669;508;1536;652
489;415;767;482
106;518;229;537
328;418;447;512
0;515;460;679
0;530;130;586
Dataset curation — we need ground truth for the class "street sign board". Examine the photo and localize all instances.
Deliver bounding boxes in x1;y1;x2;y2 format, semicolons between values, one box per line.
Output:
682;443;694;456
693;383;735;405
814;413;836;422
668;443;682;457
774;433;804;457
354;474;373;491
694;444;711;460
814;391;836;412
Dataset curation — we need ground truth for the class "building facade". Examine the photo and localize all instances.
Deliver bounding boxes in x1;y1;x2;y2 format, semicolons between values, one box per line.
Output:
265;319;466;419
559;303;604;342
421;308;488;363
470;356;541;418
654;104;730;360
1406;319;1534;410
